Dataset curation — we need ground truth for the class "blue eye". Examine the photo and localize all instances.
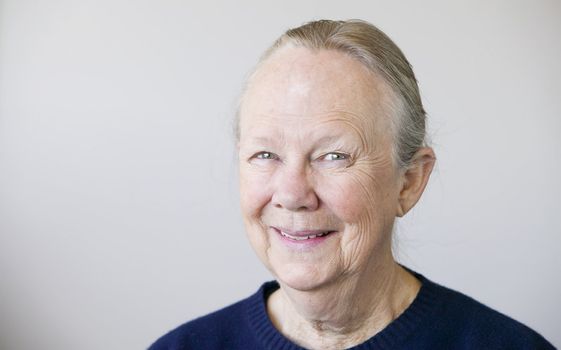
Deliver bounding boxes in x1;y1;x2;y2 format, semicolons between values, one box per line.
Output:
323;152;348;161
254;152;278;160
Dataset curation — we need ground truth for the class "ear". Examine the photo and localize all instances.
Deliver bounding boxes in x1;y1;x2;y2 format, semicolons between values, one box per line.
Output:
396;147;436;217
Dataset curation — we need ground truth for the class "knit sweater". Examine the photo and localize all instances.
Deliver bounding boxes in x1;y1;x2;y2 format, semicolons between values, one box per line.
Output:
148;272;555;349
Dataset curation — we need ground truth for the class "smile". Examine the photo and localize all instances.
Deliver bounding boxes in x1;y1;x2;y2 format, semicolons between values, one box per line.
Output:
272;227;336;241
280;230;331;240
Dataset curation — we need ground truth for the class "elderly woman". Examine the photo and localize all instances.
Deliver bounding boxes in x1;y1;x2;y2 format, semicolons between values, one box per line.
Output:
150;20;553;349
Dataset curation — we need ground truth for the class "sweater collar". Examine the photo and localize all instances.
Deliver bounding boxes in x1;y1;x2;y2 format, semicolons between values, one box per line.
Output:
246;269;442;350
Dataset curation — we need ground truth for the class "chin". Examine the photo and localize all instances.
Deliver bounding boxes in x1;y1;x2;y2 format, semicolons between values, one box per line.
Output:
271;260;337;292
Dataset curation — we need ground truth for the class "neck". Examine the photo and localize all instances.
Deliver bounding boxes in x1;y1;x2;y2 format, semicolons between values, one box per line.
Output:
267;260;420;349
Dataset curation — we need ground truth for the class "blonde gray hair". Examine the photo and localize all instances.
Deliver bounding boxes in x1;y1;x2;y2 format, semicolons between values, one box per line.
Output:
237;19;428;169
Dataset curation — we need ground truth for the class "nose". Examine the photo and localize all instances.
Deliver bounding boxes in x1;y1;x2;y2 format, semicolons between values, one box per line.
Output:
271;162;319;211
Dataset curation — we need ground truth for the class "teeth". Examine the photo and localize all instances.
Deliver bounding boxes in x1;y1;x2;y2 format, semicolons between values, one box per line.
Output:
280;230;330;241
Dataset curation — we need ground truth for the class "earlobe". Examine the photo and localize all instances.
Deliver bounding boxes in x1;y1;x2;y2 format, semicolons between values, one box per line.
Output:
396;147;436;217
396;202;405;217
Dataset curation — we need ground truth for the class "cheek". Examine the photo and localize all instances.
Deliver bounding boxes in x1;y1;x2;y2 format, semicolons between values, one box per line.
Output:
239;167;272;219
239;168;273;263
318;168;398;225
320;180;364;222
319;171;399;271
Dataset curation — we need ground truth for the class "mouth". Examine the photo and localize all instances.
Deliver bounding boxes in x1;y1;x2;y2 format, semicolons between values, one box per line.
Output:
271;227;336;242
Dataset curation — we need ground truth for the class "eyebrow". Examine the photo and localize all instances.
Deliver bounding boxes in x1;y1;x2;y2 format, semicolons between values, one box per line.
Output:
313;135;345;145
251;133;338;140
246;134;352;148
243;136;284;147
248;136;276;143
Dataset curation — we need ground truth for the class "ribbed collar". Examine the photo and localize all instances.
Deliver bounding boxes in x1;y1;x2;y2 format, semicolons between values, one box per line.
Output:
246;270;442;350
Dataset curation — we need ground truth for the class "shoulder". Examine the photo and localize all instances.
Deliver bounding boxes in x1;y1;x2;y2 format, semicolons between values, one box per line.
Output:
147;282;277;350
148;297;250;350
417;274;555;349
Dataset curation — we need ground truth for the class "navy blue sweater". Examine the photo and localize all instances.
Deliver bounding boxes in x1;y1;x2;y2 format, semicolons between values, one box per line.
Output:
149;272;555;349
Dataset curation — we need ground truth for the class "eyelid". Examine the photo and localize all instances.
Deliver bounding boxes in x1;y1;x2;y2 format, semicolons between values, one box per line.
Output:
251;151;279;160
321;152;351;161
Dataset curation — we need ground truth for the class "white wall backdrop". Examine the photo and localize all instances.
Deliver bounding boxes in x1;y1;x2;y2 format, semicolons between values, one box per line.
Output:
0;0;559;349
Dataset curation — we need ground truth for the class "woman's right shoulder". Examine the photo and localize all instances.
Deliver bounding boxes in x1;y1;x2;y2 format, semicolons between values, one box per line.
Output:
147;281;276;350
147;304;240;349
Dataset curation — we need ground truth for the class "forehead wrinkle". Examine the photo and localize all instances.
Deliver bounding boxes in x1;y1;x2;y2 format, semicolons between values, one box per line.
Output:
240;113;288;143
241;109;392;159
308;111;382;153
241;72;393;153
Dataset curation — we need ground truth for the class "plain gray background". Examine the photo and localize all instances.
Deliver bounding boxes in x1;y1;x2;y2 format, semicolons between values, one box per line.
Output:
1;0;559;349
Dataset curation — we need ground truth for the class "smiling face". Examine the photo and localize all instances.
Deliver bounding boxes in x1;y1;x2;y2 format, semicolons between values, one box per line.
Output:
238;45;404;292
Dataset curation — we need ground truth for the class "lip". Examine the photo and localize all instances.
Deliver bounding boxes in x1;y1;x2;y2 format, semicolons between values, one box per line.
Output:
271;226;336;246
273;227;333;237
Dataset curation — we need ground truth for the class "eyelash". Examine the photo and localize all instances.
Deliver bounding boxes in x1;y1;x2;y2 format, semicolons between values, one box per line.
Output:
321;152;348;161
254;152;279;160
251;151;349;161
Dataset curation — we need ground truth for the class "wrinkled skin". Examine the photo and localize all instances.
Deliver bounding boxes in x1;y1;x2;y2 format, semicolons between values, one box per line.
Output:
239;45;401;291
237;45;434;348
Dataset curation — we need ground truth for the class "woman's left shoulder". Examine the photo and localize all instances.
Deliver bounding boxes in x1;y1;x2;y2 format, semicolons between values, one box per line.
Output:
421;275;555;349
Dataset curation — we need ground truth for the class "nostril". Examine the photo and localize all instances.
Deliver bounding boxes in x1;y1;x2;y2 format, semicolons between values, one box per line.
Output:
271;191;320;212
271;167;320;211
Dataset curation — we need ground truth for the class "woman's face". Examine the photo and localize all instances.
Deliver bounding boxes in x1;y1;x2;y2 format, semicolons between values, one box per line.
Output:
238;46;403;291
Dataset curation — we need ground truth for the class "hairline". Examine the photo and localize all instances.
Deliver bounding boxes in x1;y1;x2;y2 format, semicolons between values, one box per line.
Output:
234;43;407;169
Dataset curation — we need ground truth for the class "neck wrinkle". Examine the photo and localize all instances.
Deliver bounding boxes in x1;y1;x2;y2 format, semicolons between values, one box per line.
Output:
268;260;419;349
